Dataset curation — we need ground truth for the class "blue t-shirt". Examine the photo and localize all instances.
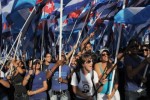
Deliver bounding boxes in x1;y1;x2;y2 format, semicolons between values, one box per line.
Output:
30;71;47;99
48;63;71;91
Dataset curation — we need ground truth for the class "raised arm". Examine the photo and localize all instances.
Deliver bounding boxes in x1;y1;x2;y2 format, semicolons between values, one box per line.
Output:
80;32;95;51
66;44;78;60
46;60;64;79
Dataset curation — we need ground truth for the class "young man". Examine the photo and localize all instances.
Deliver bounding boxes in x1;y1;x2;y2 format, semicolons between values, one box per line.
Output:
42;53;52;72
46;54;71;100
71;52;100;100
124;45;150;100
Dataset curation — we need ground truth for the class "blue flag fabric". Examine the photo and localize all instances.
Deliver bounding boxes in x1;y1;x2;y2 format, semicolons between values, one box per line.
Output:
115;6;150;24
63;0;90;15
1;0;43;17
127;5;150;24
1;0;15;17
114;7;144;24
12;0;37;11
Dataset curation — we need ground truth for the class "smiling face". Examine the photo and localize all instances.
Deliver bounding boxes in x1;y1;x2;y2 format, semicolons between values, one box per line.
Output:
85;43;92;52
100;51;110;62
81;53;93;73
33;60;41;70
45;53;52;63
83;58;93;72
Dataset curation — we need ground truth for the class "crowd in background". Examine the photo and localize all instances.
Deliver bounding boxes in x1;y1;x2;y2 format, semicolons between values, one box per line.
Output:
0;33;150;100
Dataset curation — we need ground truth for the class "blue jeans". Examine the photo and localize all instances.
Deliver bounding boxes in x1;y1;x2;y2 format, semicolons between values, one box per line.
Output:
14;93;28;100
29;98;47;100
0;93;8;100
49;90;70;100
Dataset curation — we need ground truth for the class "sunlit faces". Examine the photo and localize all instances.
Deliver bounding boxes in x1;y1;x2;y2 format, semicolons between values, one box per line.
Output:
101;51;109;62
142;47;149;57
45;54;52;63
71;57;77;67
33;61;41;70
85;43;92;52
83;59;93;72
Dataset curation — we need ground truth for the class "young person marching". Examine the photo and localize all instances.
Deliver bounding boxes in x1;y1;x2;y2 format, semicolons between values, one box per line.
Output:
71;52;101;100
23;59;48;100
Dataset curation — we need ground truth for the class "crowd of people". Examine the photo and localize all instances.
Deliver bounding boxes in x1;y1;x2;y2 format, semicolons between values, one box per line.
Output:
0;33;150;100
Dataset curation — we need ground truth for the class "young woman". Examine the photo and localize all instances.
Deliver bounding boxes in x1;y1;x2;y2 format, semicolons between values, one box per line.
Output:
7;59;28;100
23;59;48;100
94;48;120;100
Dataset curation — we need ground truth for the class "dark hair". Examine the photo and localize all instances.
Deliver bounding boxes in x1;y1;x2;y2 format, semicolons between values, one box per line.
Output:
33;59;40;65
44;52;51;57
80;52;92;64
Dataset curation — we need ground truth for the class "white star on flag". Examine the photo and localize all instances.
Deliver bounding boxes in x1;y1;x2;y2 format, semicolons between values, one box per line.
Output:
46;3;52;9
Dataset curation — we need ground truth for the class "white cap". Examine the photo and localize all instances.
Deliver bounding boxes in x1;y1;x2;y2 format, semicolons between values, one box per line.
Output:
99;48;109;54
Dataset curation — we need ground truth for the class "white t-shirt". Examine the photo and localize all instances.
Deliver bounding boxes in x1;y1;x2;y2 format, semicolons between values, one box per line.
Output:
0;71;5;78
71;70;99;99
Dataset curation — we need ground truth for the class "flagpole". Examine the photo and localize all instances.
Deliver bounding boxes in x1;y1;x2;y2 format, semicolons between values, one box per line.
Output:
67;20;78;44
41;21;45;70
68;31;81;66
58;0;63;91
141;63;149;87
0;32;20;71
108;0;127;95
95;26;107;51
0;6;38;71
68;6;93;66
108;23;122;95
14;6;37;58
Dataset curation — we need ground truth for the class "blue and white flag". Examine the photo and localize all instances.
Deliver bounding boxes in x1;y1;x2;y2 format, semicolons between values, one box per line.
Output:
63;0;90;15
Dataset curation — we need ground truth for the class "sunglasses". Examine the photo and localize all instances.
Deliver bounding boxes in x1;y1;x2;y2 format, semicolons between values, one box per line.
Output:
101;53;109;56
143;49;148;51
85;59;93;64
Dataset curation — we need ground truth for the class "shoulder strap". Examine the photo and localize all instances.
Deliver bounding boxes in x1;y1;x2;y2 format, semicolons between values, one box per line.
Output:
75;70;80;83
91;70;97;100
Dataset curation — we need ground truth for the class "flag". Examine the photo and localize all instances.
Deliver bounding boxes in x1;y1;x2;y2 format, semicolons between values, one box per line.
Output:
1;0;43;17
114;7;144;24
40;0;55;20
63;0;90;15
54;0;71;6
127;5;150;24
2;14;10;33
128;0;149;7
1;0;15;17
8;8;30;34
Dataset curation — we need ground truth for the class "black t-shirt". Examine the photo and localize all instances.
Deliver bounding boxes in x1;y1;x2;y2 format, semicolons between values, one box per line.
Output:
0;79;8;95
11;73;27;94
